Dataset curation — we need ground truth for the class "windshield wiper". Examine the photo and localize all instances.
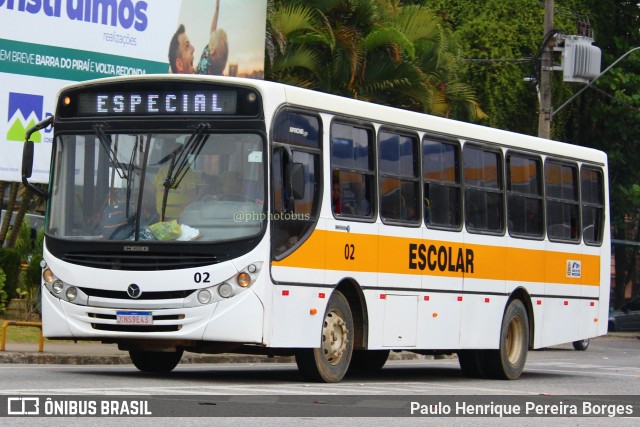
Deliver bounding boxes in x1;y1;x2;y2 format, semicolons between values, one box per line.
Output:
160;123;210;221
94;124;127;180
124;133;145;219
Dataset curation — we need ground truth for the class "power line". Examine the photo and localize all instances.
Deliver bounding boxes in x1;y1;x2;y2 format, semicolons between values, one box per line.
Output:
461;57;532;63
589;86;640;113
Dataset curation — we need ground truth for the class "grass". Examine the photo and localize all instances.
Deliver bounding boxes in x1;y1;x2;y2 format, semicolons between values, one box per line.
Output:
1;299;99;344
0;317;43;343
1;299;44;343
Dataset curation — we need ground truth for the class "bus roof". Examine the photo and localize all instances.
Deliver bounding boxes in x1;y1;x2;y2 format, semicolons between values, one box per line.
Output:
55;74;607;165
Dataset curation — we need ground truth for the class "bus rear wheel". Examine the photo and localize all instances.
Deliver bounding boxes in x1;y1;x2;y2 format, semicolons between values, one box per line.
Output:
484;299;529;380
296;291;354;382
129;350;183;373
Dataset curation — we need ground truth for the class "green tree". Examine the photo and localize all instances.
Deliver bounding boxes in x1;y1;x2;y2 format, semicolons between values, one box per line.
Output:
0;268;7;314
425;0;640;308
6;187;34;249
0;182;19;247
266;0;485;120
559;0;640;308
425;0;584;133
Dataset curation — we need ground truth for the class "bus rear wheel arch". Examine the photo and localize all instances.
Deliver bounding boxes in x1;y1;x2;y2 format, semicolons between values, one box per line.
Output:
295;290;354;382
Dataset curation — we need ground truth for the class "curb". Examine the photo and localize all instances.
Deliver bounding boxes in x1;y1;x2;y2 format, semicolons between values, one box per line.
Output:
0;350;435;366
0;334;635;365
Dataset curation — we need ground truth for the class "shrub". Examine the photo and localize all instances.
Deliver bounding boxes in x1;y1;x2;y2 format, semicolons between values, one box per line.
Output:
0;248;20;301
0;268;6;313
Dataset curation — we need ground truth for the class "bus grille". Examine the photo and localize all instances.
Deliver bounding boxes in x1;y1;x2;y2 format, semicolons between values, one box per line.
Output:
91;324;182;333
80;288;195;300
61;253;219;271
88;313;184;333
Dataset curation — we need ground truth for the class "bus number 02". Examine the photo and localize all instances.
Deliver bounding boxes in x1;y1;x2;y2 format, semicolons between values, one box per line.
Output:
344;244;355;260
194;272;211;283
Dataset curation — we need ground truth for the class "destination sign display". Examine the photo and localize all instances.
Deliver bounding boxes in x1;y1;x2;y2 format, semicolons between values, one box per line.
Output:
76;90;237;116
57;81;261;119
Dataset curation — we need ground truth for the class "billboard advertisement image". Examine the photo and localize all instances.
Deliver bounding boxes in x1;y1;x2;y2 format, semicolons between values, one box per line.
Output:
0;0;266;183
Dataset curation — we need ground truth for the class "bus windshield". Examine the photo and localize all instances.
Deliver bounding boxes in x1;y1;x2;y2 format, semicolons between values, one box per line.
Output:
47;131;265;243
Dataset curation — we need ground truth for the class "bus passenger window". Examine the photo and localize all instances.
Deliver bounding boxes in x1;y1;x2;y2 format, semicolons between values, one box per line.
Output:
378;130;419;225
423;137;461;229
546;160;580;242
330;122;375;220
463;146;504;233
581;167;604;245
507;154;543;238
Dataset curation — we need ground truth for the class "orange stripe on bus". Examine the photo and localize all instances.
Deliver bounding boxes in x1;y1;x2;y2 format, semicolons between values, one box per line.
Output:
272;229;601;286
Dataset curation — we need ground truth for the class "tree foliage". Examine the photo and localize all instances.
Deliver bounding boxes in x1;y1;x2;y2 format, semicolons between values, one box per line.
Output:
560;0;640;307
266;0;486;120
426;0;640;307
0;268;6;314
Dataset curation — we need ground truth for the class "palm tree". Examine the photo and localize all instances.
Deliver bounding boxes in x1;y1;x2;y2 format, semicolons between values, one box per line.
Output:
266;0;486;120
266;1;333;88
0;182;19;247
6;186;34;249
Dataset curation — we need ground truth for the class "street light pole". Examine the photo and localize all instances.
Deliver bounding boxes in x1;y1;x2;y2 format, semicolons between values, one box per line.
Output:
538;0;554;139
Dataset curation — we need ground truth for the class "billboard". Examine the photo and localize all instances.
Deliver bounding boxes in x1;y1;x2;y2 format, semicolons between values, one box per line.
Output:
0;0;267;183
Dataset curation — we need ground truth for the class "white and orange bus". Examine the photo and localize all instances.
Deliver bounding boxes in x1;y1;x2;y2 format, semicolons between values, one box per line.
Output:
22;75;609;382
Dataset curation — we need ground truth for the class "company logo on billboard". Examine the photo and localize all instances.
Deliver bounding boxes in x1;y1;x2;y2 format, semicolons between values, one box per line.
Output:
7;92;44;142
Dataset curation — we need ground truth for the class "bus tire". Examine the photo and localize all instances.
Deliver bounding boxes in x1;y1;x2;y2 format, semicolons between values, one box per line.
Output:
484;299;529;380
349;349;390;373
457;350;487;378
129;350;183;373
295;291;354;382
572;339;589;351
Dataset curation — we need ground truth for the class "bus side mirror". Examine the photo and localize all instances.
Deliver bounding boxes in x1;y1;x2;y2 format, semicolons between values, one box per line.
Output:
291;163;305;199
21;115;53;200
22;140;34;180
21;140;48;199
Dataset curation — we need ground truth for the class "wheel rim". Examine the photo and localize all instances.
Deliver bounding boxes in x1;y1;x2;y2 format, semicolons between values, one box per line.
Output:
506;315;525;365
321;308;349;365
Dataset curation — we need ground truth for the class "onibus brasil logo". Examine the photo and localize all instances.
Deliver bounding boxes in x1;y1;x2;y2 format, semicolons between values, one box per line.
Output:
7;92;50;142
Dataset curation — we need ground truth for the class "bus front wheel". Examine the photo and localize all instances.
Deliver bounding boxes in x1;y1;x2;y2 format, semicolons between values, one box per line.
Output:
295;290;354;382
349;349;390;373
572;339;590;351
484;299;529;380
129;350;184;373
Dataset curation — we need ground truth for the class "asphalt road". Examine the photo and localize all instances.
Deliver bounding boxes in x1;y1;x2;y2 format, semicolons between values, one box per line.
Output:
0;335;638;395
0;335;638;425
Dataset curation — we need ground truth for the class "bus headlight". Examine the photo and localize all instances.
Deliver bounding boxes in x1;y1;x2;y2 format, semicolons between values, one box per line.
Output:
52;280;64;294
65;287;78;301
43;271;88;305
184;262;263;307
218;283;233;298
197;289;212;304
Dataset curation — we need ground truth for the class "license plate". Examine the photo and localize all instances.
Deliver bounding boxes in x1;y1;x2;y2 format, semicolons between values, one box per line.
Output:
116;311;153;325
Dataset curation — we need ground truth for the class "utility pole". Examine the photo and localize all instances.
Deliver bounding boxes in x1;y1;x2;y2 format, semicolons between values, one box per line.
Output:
538;0;554;139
